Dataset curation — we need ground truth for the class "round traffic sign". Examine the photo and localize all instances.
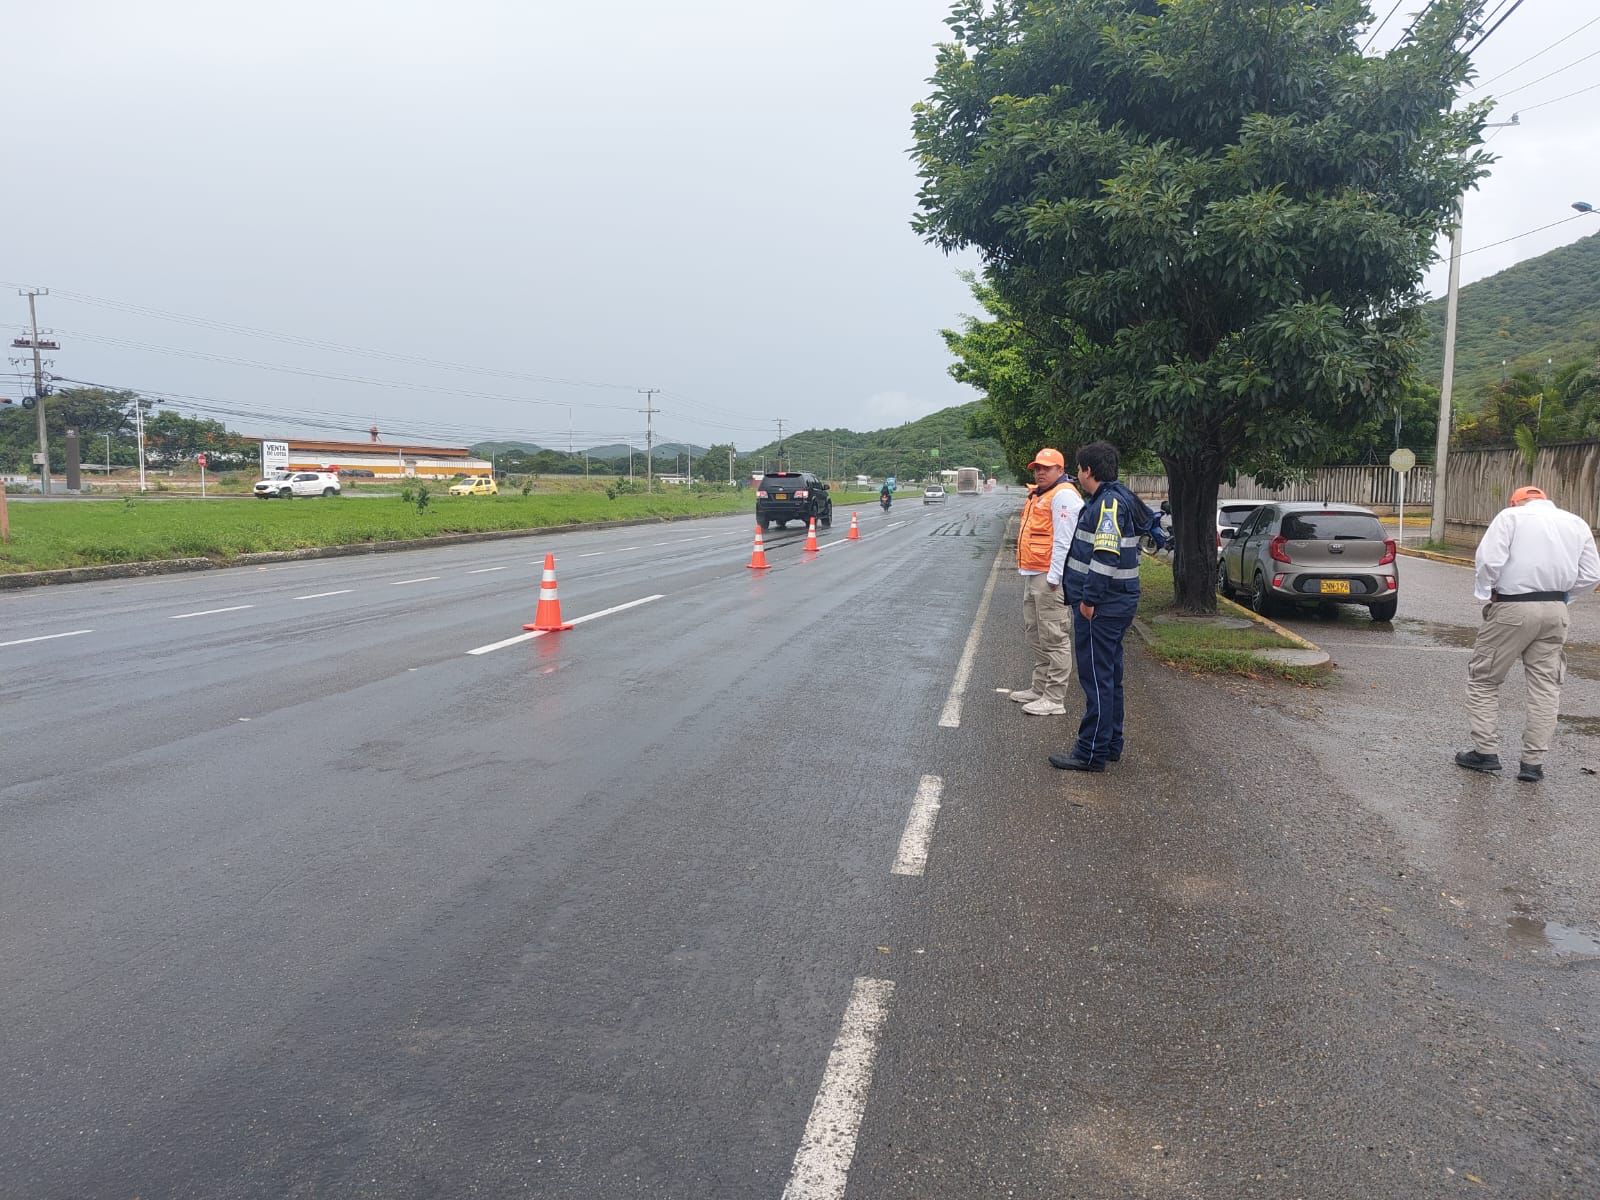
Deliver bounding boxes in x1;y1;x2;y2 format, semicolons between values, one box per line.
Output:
1389;448;1416;474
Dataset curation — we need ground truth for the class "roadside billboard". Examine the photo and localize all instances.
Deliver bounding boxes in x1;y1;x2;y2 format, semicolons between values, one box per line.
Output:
262;441;289;473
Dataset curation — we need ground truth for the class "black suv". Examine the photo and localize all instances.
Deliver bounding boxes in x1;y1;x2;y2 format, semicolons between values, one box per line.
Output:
756;471;832;530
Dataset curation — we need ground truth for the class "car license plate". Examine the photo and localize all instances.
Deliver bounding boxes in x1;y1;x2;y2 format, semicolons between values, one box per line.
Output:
1319;579;1352;595
774;493;787;500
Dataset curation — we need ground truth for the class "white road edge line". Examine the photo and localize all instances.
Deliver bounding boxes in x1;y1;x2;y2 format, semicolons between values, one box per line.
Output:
468;566;508;574
938;537;1007;728
0;629;94;648
391;576;440;585
891;775;944;877
465;594;665;655
781;977;896;1200
169;605;254;620
295;589;353;600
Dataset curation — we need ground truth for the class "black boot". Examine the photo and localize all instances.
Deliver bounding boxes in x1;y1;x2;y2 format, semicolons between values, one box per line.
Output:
1454;749;1502;774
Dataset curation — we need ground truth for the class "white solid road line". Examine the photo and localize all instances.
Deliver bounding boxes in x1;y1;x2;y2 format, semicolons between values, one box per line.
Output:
465;594;665;655
891;775;944;877
295;589;353;600
781;977;896;1200
391;576;440;585
938;539;1007;728
0;629;94;649
468;566;508;574
170;605;254;620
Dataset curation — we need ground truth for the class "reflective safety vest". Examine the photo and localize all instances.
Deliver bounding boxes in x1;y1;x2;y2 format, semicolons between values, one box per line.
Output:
1062;480;1154;614
1017;478;1077;572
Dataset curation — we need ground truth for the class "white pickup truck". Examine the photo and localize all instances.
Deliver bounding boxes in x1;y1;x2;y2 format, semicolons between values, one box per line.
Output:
253;470;341;499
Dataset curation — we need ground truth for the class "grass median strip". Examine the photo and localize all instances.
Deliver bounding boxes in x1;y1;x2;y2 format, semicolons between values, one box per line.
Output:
1136;559;1326;684
0;491;752;574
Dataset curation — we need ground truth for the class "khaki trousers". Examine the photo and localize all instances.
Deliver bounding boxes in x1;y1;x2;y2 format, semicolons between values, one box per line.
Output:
1465;600;1570;766
1022;572;1074;703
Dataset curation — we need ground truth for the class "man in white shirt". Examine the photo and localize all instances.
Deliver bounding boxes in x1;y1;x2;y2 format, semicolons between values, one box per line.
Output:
1009;448;1085;716
1457;486;1600;782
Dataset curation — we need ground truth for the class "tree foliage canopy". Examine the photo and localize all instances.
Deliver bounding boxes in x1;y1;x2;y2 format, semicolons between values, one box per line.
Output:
915;0;1488;607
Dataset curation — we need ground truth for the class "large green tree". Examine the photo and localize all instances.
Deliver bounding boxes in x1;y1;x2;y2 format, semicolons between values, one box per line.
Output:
915;0;1488;609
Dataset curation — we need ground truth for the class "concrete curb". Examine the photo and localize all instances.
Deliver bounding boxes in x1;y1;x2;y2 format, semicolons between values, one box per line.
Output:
1131;612;1331;672
1215;594;1326;653
1399;546;1474;568
0;510;741;590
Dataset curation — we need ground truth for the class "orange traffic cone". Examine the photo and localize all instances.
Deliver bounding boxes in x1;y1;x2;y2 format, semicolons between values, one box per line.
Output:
804;516;820;552
746;525;771;570
846;512;860;540
523;552;574;631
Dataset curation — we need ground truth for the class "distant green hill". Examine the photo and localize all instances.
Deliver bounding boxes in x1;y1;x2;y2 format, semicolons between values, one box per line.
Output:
734;401;1006;480
471;440;542;457
1418;230;1600;407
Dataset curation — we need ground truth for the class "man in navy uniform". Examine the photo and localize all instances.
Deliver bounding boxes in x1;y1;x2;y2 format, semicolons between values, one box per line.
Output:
1051;441;1164;772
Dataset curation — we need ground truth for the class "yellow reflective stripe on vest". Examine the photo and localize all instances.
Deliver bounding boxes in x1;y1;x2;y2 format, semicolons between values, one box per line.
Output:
1091;498;1121;553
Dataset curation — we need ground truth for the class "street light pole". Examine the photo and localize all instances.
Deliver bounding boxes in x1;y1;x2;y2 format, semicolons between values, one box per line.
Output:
104;432;110;478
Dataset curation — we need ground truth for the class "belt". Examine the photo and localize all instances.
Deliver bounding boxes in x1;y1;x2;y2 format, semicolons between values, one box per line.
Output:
1491;590;1569;603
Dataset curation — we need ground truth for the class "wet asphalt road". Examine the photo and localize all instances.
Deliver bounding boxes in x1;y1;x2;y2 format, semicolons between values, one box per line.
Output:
3;496;1599;1198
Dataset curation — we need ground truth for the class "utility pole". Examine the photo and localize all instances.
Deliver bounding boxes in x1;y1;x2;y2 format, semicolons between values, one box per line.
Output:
773;419;787;471
135;396;147;491
638;388;660;493
727;447;734;485
14;288;59;494
1432;117;1517;544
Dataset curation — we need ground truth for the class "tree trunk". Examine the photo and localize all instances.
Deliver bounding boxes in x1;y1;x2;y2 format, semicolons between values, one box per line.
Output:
1163;455;1223;614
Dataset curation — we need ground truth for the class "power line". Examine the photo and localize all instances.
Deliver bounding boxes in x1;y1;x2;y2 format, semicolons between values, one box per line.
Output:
1361;0;1407;54
1463;13;1600;95
1462;0;1527;57
1488;45;1600;101
1516;77;1600;112
1454;211;1590;260
0;280;646;394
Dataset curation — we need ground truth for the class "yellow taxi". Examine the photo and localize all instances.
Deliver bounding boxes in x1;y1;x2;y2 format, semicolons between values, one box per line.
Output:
448;476;499;496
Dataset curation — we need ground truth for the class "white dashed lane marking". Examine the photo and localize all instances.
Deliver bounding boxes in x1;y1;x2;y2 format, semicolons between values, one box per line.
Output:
781;977;896;1200
390;576;440;586
295;590;353;600
468;566;508;574
465;594;665;656
169;605;254;620
0;629;94;648
891;776;944;877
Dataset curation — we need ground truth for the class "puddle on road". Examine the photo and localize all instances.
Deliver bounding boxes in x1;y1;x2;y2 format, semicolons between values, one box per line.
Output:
1505;916;1600;960
1558;713;1600;737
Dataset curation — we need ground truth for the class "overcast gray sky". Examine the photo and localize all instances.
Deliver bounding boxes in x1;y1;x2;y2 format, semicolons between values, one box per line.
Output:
4;1;1596;453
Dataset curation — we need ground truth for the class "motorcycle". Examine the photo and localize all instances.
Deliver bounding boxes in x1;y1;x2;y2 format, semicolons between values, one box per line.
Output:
880;494;892;512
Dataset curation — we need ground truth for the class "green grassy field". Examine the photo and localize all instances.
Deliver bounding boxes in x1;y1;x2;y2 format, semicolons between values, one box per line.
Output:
0;490;753;574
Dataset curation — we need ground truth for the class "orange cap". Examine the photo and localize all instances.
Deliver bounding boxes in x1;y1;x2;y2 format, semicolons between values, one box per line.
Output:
1510;486;1547;505
1027;448;1066;470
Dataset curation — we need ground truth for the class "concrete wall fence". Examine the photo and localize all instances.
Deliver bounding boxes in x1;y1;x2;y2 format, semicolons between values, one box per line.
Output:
1125;465;1435;507
1125;439;1600;540
1440;441;1600;542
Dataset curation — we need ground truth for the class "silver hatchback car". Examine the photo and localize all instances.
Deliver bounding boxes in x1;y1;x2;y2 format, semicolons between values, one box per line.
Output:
1217;501;1398;621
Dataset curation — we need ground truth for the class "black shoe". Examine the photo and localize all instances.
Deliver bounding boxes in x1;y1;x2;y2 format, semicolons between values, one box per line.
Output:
1455;749;1502;774
1049;753;1105;772
1517;762;1544;783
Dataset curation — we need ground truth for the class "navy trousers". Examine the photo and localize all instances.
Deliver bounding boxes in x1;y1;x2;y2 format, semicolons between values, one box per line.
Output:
1070;605;1134;764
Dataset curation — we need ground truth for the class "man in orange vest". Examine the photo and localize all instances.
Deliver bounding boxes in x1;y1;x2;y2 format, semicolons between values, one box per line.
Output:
1010;447;1084;715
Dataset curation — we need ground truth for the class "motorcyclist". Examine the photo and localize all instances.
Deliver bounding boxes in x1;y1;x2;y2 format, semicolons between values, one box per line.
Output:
879;483;892;509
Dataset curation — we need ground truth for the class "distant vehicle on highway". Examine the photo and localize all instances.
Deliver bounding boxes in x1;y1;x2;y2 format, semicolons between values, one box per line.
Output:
756;471;831;530
448;476;499;496
923;484;946;504
955;466;980;495
253;470;341;499
1218;501;1398;621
